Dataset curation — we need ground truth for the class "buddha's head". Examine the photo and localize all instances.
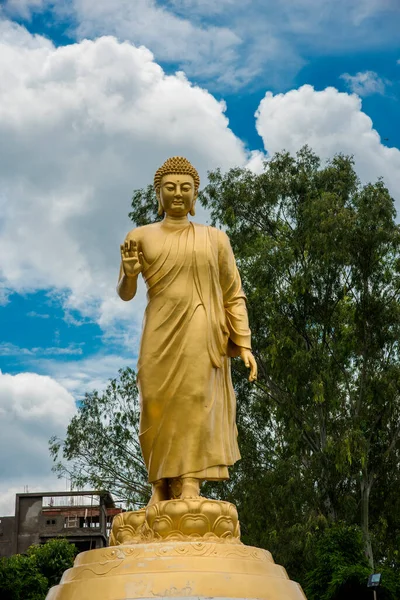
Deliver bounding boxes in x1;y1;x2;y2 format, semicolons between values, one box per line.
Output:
154;156;200;217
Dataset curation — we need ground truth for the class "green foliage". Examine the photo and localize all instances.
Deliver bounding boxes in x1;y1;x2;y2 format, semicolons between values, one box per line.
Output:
0;539;77;600
50;147;400;597
27;538;78;588
305;524;370;600
0;554;48;600
129;185;160;226
201;146;400;574
305;523;400;600
49;367;150;508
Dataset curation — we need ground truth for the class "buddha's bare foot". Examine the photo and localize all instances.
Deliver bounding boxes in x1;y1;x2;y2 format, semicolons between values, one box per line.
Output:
181;476;201;499
169;477;183;499
147;479;168;506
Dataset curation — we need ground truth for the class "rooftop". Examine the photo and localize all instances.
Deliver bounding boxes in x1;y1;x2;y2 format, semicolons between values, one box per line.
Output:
15;490;116;509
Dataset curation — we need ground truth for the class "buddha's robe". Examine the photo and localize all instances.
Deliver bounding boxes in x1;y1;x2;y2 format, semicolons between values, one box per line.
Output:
134;222;251;483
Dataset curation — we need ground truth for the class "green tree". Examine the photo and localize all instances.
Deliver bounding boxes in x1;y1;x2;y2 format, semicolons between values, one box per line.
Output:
27;538;78;588
305;523;400;600
128;148;400;572
50;147;400;593
50;367;150;508
0;554;48;600
0;539;77;600
305;523;371;600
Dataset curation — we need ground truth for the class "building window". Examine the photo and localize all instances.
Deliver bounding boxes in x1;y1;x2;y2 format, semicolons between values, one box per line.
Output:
64;516;79;528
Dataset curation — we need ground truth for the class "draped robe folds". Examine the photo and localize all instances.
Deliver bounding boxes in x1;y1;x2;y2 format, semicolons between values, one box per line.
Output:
135;222;251;483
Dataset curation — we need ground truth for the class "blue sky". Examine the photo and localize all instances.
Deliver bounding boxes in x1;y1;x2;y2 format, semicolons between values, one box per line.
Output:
0;0;399;514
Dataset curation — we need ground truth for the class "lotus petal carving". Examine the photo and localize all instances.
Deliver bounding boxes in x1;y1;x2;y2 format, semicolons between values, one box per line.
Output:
110;498;241;545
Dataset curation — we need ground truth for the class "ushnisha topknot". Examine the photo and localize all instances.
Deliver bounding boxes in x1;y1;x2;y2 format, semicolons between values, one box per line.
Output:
154;156;200;194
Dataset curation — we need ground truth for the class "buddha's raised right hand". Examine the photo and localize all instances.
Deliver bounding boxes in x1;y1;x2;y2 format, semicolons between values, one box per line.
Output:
120;239;144;277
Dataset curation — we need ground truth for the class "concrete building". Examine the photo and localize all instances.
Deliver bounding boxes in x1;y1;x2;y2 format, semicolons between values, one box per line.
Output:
0;490;122;558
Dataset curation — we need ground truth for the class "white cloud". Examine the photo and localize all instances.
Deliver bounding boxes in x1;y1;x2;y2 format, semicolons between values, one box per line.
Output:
0;479;68;517
0;19;247;340
27;311;50;319
70;0;399;86
274;0;400;32
340;70;386;96
255;85;400;207
0;371;77;515
168;0;239;16
72;0;245;84
246;150;266;175
350;0;399;25
0;23;249;511
0;342;84;356
2;0;46;20
0;488;19;516
3;0;400;90
38;353;135;398
4;0;399;89
0;371;75;429
0;353;135;515
69;0;301;90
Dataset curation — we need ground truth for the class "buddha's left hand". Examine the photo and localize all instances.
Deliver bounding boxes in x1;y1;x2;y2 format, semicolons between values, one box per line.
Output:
239;348;258;382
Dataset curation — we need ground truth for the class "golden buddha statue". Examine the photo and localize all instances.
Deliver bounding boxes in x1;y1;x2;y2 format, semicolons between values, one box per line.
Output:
117;156;257;506
46;158;307;600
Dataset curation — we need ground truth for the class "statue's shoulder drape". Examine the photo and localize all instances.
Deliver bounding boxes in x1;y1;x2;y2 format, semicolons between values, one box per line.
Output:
131;222;251;483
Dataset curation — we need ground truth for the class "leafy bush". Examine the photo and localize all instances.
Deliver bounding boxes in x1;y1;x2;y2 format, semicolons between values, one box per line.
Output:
0;538;77;600
305;523;400;600
27;538;77;588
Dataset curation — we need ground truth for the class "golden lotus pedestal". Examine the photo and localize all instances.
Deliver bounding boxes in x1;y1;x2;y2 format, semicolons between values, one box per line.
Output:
46;499;307;600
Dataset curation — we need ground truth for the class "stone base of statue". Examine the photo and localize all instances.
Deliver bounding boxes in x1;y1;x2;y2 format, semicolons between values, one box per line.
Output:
46;499;306;599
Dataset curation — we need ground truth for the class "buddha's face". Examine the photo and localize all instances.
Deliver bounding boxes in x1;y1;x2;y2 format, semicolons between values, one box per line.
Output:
159;173;197;217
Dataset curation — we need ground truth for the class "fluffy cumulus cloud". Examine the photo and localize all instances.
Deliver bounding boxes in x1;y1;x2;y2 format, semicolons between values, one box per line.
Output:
65;0;400;88
2;0;302;89
4;0;399;89
0;371;76;515
0;18;246;329
255;85;400;207
340;70;387;96
72;0;246;86
0;19;252;510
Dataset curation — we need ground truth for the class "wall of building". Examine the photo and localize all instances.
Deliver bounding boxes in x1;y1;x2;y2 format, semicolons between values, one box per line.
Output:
16;495;43;554
0;516;16;558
